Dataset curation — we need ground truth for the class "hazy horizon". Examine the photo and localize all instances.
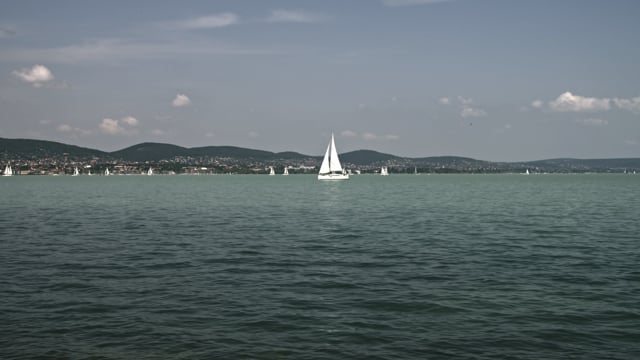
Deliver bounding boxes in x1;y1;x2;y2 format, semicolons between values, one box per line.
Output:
1;0;639;161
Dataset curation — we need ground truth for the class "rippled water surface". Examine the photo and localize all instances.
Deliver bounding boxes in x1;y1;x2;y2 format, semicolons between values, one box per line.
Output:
1;174;639;359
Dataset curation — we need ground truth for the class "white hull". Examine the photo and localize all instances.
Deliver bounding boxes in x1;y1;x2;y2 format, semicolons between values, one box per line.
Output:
318;173;350;180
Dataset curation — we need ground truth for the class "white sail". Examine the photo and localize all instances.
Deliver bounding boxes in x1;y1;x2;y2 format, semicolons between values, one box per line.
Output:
73;167;79;176
318;133;349;180
105;168;110;176
328;134;343;173
283;167;289;175
319;143;331;174
269;166;275;175
147;167;153;176
381;166;389;176
3;165;13;176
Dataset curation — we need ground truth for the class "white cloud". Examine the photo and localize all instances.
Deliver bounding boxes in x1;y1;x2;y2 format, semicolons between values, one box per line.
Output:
57;124;92;137
176;13;239;29
120;116;139;126
13;64;54;87
382;0;452;6
172;94;191;107
457;96;474;105
531;100;543;108
461;105;487;118
360;132;399;141
574;118;608;126
362;132;377;140
549;91;610;112
99;116;139;136
0;38;273;65
341;130;358;137
438;97;450;105
613;97;640;114
267;10;326;23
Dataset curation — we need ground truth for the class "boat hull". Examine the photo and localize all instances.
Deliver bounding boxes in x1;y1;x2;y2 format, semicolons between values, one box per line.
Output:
318;173;350;180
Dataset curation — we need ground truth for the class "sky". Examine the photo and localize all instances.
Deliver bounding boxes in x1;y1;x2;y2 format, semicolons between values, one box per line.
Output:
1;0;639;161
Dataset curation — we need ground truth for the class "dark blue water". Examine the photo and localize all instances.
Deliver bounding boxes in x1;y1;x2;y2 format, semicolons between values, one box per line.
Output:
1;174;639;359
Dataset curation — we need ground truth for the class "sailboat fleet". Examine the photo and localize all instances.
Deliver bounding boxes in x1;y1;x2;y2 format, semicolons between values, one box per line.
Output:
318;133;349;180
2;164;13;176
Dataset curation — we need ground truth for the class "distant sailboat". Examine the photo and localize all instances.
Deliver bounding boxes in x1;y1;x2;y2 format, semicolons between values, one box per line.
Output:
283;167;289;175
88;170;92;176
414;166;418;175
147;167;153;176
269;166;275;176
380;166;389;176
525;169;530;175
2;164;13;176
104;168;110;176
72;167;80;176
318;133;349;180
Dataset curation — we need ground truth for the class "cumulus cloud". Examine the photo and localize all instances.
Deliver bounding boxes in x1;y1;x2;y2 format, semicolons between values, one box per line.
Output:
358;132;400;141
531;100;543;108
99;116;139;136
574;118;608;126
549;91;611;112
172;94;191;107
461;106;487;118
612;97;640;114
438;97;450;105
340;130;358;137
267;10;327;23
382;0;452;6
13;64;54;87
176;13;239;29
439;95;487;117
57;124;92;137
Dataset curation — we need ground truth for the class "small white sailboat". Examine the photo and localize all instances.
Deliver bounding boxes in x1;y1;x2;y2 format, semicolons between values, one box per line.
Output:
88;170;92;176
525;169;530;175
318;133;349;180
147;167;153;176
104;168;110;176
268;166;275;176
72;167;80;176
380;166;389;176
414;166;418;175
2;164;13;176
283;167;289;175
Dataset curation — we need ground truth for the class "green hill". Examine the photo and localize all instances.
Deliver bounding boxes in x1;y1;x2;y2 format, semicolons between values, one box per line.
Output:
0;137;109;160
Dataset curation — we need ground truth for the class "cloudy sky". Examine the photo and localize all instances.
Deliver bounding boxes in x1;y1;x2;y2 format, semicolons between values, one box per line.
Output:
1;0;639;161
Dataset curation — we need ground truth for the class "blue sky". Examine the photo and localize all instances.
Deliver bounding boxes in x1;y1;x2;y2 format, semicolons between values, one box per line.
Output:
1;0;639;161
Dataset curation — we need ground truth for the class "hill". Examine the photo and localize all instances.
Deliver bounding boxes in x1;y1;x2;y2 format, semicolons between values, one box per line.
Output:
1;137;639;172
0;138;109;160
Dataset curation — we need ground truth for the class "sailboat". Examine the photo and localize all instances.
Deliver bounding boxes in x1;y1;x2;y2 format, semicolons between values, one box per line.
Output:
268;166;275;176
525;169;530;175
283;167;289;175
2;164;13;176
380;166;389;176
318;133;349;180
72;167;80;176
147;167;153;176
104;168;110;176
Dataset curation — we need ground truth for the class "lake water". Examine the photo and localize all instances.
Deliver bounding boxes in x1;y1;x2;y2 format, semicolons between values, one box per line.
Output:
1;174;639;359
